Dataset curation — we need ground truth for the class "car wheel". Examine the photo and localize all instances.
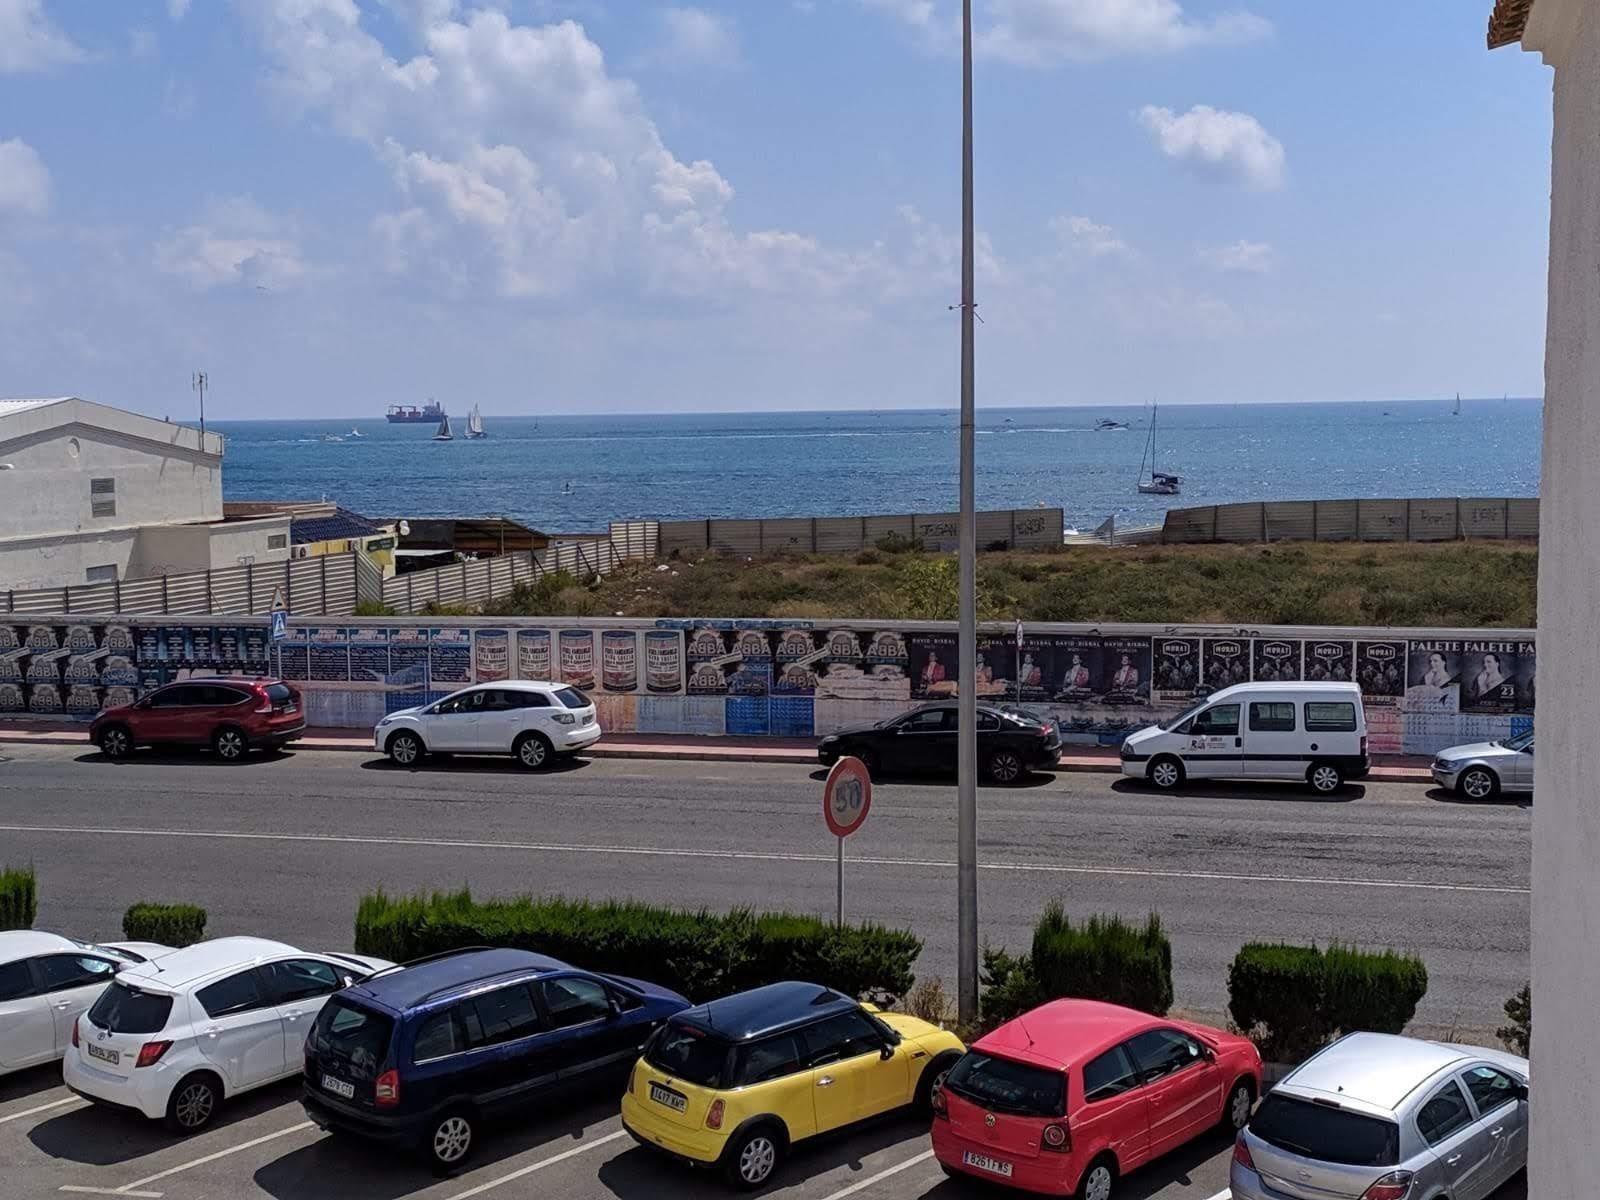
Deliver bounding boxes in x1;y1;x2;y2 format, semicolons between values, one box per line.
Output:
986;748;1026;785
723;1124;784;1190
514;731;553;770
212;726;248;762
1458;766;1500;801
914;1051;961;1116
1148;755;1184;791
1308;762;1345;795
387;730;424;767
1222;1078;1255;1133
425;1108;476;1174
1076;1155;1117;1200
164;1072;221;1135
97;724;133;760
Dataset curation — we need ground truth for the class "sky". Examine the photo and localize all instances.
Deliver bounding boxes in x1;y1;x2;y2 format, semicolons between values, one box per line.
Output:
0;0;1560;420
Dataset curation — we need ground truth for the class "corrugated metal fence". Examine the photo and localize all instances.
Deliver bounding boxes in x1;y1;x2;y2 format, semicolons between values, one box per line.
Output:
3;555;360;616
659;508;1065;556
1161;498;1540;544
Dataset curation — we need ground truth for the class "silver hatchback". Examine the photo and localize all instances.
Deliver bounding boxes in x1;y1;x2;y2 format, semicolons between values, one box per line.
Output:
1431;728;1534;800
1231;1033;1528;1200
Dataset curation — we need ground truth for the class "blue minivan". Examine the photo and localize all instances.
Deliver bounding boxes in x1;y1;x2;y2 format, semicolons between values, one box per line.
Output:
301;947;689;1171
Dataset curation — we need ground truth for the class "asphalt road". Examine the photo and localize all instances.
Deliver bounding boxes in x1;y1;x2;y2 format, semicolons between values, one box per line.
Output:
0;743;1528;1038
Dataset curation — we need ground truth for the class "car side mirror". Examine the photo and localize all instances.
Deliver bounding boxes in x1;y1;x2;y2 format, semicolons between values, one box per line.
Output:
1523;746;1535;754
1515;1083;1530;1102
1200;1045;1216;1063
880;1043;895;1061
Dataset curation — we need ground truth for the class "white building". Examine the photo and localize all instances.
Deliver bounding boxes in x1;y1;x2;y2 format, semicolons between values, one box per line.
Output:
0;397;289;593
1489;0;1598;1189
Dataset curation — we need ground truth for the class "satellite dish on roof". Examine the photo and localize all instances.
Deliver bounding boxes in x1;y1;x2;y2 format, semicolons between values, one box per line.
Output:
398;520;411;537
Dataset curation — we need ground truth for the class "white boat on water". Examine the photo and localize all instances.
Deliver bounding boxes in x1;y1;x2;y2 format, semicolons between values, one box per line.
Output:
349;427;363;439
1453;393;1462;416
433;412;454;441
1095;418;1129;431
466;404;486;439
1135;404;1181;495
321;433;344;443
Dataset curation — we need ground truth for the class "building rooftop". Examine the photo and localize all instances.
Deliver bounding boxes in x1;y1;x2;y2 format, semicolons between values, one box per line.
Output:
290;508;387;546
0;398;73;416
1488;0;1535;47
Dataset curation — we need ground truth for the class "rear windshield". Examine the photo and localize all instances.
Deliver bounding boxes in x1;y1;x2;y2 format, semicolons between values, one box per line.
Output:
1249;1095;1399;1167
265;683;294;704
646;1023;732;1088
553;687;589;710
88;982;173;1035
310;998;394;1080
943;1051;1066;1118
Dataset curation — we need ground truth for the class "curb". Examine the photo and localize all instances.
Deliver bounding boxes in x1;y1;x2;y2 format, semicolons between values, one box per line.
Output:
0;730;1435;782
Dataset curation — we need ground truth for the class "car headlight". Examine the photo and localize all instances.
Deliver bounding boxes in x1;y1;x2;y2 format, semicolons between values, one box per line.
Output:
1436;759;1463;772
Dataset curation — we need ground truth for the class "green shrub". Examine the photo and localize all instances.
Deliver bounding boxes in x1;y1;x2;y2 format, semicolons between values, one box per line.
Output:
353;889;920;1004
979;946;1042;1026
1030;906;1173;1016
0;865;36;930
1229;942;1431;1063
1498;983;1531;1056
352;600;396;616
123;903;207;947
1229;943;1330;1063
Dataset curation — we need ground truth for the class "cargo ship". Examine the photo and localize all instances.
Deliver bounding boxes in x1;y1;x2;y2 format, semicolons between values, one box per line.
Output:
386;400;445;424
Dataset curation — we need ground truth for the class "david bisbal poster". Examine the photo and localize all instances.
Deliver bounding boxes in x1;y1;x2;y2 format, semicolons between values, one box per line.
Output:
1405;639;1463;713
1460;639;1536;714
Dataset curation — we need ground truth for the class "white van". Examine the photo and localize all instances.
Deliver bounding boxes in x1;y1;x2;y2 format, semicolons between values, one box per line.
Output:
1119;681;1369;794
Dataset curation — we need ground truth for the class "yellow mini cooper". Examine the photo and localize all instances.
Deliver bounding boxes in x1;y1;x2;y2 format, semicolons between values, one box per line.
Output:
622;981;964;1189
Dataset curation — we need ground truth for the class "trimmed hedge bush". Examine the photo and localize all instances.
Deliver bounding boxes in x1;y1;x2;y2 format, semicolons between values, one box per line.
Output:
1498;983;1531;1056
123;903;207;948
354;889;921;1004
1230;942;1429;1063
0;865;36;931
1031;906;1173;1016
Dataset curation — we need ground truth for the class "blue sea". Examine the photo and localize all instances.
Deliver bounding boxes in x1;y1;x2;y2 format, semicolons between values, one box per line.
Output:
214;399;1542;533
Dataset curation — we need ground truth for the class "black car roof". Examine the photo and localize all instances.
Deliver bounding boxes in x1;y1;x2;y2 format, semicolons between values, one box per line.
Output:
672;982;856;1042
351;948;572;1012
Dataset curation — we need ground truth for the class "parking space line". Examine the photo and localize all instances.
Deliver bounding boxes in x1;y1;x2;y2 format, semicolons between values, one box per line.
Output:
109;1120;314;1192
0;823;1530;896
57;1188;162;1198
0;1096;81;1125
816;1149;935;1200
1204;1191;1232;1200
444;1129;628;1199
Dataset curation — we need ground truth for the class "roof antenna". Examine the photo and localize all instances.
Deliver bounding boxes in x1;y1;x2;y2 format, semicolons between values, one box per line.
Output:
1015;1010;1035;1048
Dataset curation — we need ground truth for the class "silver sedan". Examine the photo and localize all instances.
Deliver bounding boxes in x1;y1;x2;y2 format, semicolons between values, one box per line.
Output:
1431;728;1534;799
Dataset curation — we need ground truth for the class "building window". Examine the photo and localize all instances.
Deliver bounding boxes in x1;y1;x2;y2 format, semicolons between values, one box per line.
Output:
90;477;116;519
267;534;288;550
85;564;118;584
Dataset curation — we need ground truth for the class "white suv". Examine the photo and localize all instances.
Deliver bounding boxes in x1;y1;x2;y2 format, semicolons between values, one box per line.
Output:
373;681;602;769
63;937;391;1134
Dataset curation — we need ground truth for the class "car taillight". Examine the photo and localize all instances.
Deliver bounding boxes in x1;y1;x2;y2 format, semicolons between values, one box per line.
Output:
255;692;273;713
71;1017;80;1048
930;1082;948;1119
136;1041;173;1068
1040;1123;1071;1152
706;1099;725;1130
1232;1134;1254;1170
1360;1174;1415;1200
1360;735;1369;757
375;1069;400;1108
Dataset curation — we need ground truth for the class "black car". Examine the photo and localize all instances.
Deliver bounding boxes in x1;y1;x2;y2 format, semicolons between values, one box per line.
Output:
816;702;1060;784
301;947;689;1172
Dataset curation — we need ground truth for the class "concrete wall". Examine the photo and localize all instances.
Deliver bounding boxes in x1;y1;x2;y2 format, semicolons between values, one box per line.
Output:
201;517;292;572
1526;0;1598;1190
659;509;1066;556
1162;497;1539;544
0;528;142;591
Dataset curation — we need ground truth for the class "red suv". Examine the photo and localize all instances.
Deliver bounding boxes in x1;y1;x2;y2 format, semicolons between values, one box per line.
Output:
90;677;305;761
932;999;1262;1200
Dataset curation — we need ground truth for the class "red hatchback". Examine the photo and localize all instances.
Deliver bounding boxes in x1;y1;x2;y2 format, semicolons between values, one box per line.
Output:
90;677;305;761
932;999;1261;1200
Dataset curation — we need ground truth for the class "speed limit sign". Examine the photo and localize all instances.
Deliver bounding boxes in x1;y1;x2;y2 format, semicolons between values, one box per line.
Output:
823;756;873;838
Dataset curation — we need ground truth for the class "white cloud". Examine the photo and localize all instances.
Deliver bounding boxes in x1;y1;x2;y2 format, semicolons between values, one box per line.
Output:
1050;214;1132;258
862;0;937;27
0;138;50;216
154;197;308;291
167;0;191;19
0;0;86;72
984;0;1268;62
653;7;740;69
1200;238;1274;273
1138;104;1285;190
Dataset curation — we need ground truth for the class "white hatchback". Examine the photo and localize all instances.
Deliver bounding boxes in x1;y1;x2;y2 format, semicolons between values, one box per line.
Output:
373;680;602;769
1;932;173;1077
63;937;391;1134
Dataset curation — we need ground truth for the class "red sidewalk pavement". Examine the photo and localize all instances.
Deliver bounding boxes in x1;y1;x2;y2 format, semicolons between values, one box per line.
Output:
0;721;1437;782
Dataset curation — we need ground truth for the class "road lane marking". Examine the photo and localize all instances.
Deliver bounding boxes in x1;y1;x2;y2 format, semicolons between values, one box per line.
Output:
110;1120;314;1192
57;1188;162;1198
444;1129;627;1199
0;824;1530;897
818;1149;936;1199
0;1096;81;1125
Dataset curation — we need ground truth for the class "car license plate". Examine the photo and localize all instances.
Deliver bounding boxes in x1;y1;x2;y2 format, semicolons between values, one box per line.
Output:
322;1074;355;1099
963;1151;1013;1178
649;1082;687;1112
86;1042;119;1066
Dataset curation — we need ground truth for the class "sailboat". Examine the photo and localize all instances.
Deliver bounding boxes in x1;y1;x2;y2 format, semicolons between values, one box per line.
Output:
1453;393;1462;416
349;427;363;439
1135;404;1182;495
432;412;454;441
465;404;486;439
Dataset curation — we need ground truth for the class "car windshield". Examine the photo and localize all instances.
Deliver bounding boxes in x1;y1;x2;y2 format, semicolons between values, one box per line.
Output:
87;982;173;1034
1249;1095;1400;1167
942;1051;1065;1118
1496;729;1535;752
553;687;589;710
646;1022;732;1088
1160;699;1210;731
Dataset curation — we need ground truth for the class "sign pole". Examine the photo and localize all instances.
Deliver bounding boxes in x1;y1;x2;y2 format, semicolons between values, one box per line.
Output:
836;835;844;927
